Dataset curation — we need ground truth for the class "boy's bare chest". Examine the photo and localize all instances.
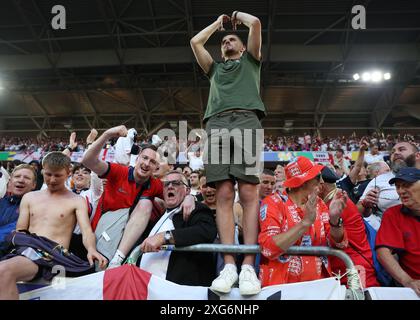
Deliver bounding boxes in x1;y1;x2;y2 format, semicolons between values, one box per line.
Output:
30;197;75;221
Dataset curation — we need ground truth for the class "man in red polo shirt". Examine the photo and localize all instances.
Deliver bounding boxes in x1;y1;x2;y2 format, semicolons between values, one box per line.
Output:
376;167;420;296
82;125;195;268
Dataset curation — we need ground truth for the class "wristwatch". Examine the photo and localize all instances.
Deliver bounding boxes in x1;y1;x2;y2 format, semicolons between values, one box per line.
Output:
329;217;344;228
66;145;77;152
164;230;172;245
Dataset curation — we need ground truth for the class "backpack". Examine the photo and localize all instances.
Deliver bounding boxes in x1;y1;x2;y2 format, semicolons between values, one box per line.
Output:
363;220;393;286
94;208;130;266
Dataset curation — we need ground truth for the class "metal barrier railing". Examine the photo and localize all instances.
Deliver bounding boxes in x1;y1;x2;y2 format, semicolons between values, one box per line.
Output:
126;244;365;300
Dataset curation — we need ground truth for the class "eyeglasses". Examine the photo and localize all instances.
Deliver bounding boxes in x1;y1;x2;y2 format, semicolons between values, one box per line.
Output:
163;180;188;188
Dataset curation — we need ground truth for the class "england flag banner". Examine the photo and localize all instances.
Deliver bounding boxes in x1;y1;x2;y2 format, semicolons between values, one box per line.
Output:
19;265;347;300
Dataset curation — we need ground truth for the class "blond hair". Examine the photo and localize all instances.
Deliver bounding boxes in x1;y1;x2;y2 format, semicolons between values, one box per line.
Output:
12;164;36;182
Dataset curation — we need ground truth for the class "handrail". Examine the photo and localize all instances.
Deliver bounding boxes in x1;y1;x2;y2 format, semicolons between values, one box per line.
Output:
126;244;364;300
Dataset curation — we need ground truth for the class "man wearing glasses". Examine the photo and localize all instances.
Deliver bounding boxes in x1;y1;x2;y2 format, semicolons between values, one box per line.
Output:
82;126;195;269
139;171;217;286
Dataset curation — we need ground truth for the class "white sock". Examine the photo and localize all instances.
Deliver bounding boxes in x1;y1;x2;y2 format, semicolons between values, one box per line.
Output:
110;249;126;264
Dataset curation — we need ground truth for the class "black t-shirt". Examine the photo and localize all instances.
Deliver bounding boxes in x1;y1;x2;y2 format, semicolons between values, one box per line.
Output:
337;176;371;204
351;179;371;204
336;175;354;196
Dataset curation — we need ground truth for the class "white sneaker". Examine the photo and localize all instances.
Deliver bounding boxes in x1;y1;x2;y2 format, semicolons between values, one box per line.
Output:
210;264;238;294
239;264;261;295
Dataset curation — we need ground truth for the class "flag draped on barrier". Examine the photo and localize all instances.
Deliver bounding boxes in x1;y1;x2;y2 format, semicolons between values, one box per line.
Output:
20;264;347;300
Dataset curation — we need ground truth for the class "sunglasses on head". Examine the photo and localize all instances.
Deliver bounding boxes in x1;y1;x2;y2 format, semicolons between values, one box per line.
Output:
163;180;188;188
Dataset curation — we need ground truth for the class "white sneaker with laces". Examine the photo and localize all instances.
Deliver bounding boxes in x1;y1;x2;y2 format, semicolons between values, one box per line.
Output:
239;264;261;295
210;264;238;294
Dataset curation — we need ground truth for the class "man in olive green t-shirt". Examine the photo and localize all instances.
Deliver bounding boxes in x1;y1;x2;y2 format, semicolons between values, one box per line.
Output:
190;11;266;296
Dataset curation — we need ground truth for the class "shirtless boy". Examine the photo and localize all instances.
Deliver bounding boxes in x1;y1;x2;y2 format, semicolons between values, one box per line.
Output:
0;152;107;300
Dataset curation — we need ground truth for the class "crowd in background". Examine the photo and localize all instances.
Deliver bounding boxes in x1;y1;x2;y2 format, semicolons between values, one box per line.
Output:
263;133;420;152
1;128;420;298
2;132;419;153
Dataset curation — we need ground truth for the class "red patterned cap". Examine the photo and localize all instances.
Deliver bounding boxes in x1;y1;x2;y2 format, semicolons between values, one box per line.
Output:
283;156;324;188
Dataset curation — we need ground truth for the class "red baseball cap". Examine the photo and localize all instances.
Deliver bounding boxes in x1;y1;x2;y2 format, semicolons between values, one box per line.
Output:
283;156;324;188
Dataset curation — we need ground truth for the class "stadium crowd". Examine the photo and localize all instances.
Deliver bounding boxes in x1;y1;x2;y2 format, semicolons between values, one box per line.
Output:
0;9;419;300
0;126;419;299
2;132;419;153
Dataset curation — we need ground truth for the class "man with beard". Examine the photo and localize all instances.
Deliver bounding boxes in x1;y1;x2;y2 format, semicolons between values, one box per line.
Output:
0;165;36;257
191;11;265;295
82;125;195;269
358;142;420;230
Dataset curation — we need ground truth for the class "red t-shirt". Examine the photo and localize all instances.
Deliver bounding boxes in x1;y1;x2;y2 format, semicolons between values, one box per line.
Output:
91;163;163;230
327;198;379;287
376;204;420;280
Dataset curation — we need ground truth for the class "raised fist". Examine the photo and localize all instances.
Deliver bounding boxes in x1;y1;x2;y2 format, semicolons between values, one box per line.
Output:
69;132;77;149
86;129;98;144
105;125;128;138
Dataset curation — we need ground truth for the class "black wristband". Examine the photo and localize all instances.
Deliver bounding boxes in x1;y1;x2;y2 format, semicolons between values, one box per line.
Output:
66;145;76;152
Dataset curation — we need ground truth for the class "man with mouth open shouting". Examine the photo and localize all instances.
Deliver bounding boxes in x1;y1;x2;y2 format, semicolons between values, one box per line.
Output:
139;171;217;286
0;164;36;257
82;125;196;269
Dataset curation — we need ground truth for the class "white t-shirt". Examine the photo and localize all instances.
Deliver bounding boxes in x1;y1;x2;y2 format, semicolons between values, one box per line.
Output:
190;188;201;196
140;207;182;279
360;171;400;218
188;153;204;171
0;167;10;199
364;153;385;164
73;172;104;234
114;128;137;166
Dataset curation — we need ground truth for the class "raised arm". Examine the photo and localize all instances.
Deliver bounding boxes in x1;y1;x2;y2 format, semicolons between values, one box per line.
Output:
62;132;77;157
190;15;229;74
348;138;369;184
82;125;128;176
84;129;103;200
259;193;317;260
232;11;262;61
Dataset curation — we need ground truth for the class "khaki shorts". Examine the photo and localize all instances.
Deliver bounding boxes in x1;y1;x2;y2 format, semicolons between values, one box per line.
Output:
203;110;263;186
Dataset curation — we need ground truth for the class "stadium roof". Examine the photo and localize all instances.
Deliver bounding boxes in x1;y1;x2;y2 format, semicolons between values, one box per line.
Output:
0;0;419;137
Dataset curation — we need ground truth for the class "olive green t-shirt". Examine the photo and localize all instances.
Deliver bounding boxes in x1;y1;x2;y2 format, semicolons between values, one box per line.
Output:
204;52;266;121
